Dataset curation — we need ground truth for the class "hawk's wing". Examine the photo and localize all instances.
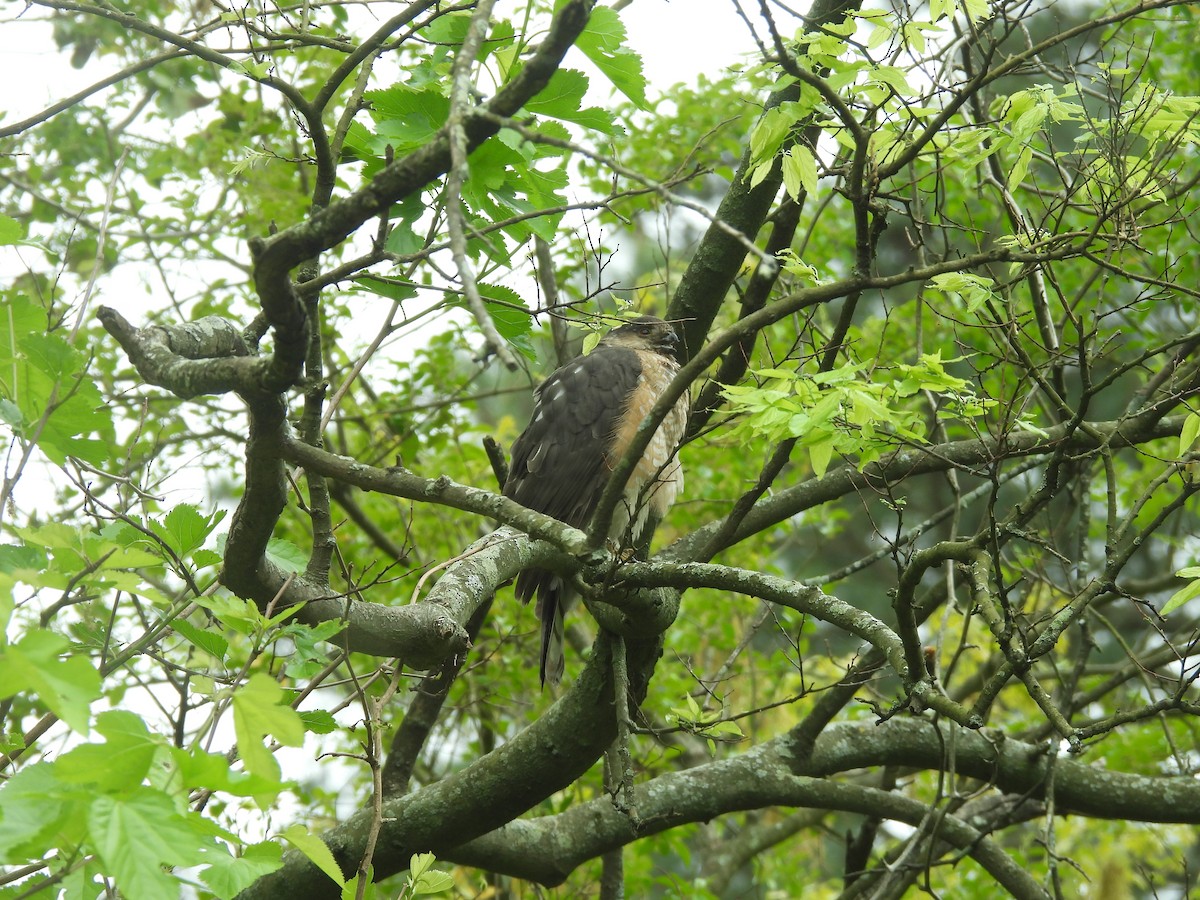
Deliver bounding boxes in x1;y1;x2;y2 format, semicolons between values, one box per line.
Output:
504;344;643;529
503;344;643;686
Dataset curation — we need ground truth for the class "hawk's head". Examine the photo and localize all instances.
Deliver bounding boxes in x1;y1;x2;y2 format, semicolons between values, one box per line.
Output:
598;315;680;358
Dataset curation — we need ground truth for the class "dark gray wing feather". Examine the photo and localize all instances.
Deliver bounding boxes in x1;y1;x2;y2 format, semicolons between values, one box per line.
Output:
503;345;643;686
504;345;642;527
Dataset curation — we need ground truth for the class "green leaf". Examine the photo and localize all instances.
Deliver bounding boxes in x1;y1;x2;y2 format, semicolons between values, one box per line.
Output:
1163;571;1200;615
55;710;160;791
199;841;285;900
0;629;101;732
353;276;419;302
383;194;428;257
1180;411;1200;456
194;591;266;635
961;0;989;21
749;103;797;170
0;396;21;426
409;852;436;880
88;788;213;900
412;868;454;895
572;6;647;109
809;435;835;478
929;272;996;313
464;284;535;357
173;745;284;805
172;617;230;661
150;504;225;558
524;68;615;132
872;65;913;96
0;762;78;860
781;146;818;200
282;824;345;887
266;537;308;574
0;215;22;245
0;294;115;465
232;672;305;780
298;709;338;734
408;852;454;895
192;548;223;568
1006;145;1033;190
0;541;48;574
366;86;450;153
343;873;380;900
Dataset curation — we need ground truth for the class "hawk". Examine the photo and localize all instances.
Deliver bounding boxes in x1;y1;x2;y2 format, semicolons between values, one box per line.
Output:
504;316;689;686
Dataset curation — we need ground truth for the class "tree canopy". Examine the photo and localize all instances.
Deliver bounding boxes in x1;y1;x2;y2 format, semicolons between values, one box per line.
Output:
3;0;1200;897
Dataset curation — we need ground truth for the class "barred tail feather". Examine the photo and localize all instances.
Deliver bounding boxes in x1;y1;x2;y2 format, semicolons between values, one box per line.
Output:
514;568;568;688
538;586;566;687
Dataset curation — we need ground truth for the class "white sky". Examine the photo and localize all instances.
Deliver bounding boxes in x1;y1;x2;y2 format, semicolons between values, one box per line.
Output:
0;1;760;123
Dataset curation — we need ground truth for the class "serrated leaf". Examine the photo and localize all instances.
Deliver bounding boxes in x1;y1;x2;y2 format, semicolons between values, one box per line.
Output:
199;841;285;900
0;541;48;573
353;276;419;302
152;504;223;558
194;591;265;635
409;852;435;880
55;710;159;791
0;629;101;732
474;287;535;344
298;709;338;734
266;537;308;574
0;762;76;859
192;548;223;568
525;69;615;133
172;618;229;661
282;824;345;887
781;146;818;200
930;272;995;313
412;868;455;895
342;873;379;900
573;6;647;108
173;746;283;804
0;296;115;465
367;86;450;152
232;672;305;781
962;0;988;21
88;788;214;900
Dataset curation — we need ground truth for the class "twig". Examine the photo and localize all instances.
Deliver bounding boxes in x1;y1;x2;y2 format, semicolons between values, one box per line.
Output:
445;0;519;371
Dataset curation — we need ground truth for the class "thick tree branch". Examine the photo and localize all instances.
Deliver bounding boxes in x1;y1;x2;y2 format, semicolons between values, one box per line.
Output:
236;628;660;899
444;720;1048;898
97;308;258;399
445;714;1200;890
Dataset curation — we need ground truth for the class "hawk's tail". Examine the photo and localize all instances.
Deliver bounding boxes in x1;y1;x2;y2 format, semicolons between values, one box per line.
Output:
514;569;567;687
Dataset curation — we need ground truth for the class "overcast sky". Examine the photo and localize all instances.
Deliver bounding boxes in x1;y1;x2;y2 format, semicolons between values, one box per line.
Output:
0;1;760;123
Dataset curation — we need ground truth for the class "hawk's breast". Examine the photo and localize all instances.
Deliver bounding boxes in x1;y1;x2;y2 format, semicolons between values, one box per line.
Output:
605;348;688;542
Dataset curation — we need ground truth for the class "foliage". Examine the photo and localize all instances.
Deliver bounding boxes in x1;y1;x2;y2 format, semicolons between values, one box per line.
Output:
3;0;1200;898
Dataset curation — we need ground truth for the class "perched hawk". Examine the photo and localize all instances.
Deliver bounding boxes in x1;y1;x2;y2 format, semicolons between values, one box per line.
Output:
504;316;689;686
